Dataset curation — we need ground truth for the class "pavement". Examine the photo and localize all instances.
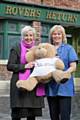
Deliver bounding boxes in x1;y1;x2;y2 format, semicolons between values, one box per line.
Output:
0;92;80;120
0;80;80;120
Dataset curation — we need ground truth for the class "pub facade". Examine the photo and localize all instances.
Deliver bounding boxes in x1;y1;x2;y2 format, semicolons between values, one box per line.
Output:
0;0;80;81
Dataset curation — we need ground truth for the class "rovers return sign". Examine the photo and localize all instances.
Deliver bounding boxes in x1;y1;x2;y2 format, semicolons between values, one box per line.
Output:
0;3;80;25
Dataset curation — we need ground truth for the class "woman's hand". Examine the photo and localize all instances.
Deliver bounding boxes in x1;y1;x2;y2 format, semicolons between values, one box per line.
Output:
25;62;35;69
66;62;77;73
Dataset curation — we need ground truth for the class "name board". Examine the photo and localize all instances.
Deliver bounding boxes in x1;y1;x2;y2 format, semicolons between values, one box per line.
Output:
0;3;80;25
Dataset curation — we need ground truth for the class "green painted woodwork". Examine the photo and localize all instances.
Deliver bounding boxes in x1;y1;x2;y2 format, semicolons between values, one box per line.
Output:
0;34;3;59
3;21;8;59
0;21;3;59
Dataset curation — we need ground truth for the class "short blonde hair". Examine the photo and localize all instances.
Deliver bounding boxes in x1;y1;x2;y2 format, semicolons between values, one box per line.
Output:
49;25;67;44
21;26;36;39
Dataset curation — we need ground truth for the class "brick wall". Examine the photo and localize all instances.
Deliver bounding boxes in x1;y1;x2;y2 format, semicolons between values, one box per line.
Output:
0;64;12;80
22;0;41;4
10;0;80;9
33;21;42;45
25;0;80;10
54;0;80;9
43;0;54;7
32;0;80;10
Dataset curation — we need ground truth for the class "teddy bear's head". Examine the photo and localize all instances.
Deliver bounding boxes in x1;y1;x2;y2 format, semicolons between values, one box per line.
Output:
26;43;57;62
34;43;57;59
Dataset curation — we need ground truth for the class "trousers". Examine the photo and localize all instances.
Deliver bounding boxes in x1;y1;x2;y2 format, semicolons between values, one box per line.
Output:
47;96;71;120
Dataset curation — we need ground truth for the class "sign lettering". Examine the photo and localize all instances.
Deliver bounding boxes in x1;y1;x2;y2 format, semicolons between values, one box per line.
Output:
0;3;80;25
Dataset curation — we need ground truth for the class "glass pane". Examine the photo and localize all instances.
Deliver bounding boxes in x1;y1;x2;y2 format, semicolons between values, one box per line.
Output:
19;22;31;32
0;23;3;32
41;23;52;42
0;35;3;59
42;25;49;35
41;36;49;43
42;24;52;35
8;35;20;58
8;22;17;32
41;24;52;43
67;37;72;45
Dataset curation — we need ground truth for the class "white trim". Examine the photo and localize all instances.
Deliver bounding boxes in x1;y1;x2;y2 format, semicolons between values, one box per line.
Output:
0;95;10;97
0;80;10;96
0;60;8;65
0;80;10;89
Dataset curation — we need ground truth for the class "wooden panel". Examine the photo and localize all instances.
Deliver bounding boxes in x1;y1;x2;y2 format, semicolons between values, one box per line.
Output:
0;35;3;59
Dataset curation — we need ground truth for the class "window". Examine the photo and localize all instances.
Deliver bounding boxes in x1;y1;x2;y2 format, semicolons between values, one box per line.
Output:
1;20;31;59
8;22;18;32
41;23;52;43
7;35;20;58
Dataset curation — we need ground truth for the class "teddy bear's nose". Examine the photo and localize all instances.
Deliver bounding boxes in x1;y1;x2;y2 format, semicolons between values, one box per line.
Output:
38;47;41;49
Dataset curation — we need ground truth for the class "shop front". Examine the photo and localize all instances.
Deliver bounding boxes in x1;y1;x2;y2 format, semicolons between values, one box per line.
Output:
0;1;80;77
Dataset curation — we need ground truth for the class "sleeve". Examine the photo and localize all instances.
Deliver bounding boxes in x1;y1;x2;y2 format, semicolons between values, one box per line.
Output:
7;48;26;73
68;46;78;63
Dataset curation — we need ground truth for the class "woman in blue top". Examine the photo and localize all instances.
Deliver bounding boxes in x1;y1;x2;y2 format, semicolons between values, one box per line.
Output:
46;25;78;120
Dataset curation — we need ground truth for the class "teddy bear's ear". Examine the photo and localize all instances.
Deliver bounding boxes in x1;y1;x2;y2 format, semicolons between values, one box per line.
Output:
46;43;57;57
25;46;36;62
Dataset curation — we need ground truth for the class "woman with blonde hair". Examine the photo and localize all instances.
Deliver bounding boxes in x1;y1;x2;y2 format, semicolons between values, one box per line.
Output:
46;25;78;120
7;26;44;120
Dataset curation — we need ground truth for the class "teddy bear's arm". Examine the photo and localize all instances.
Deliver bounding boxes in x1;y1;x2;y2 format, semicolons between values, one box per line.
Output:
25;47;36;62
52;70;71;83
26;51;35;62
55;59;65;70
53;61;76;83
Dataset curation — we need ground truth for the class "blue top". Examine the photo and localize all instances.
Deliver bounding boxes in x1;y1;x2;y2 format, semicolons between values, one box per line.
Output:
45;43;78;96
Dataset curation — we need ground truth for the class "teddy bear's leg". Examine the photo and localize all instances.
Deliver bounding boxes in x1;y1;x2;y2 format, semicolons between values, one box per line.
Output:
52;70;71;83
60;71;71;83
16;77;38;91
52;70;63;83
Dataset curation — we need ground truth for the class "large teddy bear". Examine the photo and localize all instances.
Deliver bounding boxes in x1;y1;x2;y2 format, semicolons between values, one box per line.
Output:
16;43;71;91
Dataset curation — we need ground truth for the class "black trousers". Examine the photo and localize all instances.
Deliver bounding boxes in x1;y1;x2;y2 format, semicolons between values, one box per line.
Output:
12;116;35;120
47;96;71;120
